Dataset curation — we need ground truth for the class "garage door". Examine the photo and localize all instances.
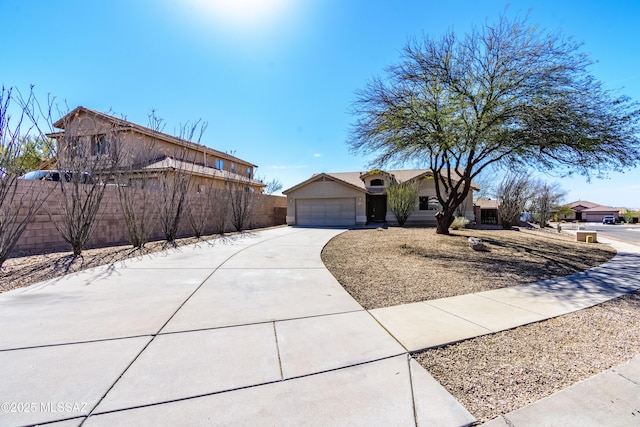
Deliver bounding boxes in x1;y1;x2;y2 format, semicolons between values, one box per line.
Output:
296;198;356;227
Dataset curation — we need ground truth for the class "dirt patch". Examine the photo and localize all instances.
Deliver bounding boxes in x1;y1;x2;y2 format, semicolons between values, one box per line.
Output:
321;227;616;310
414;290;640;423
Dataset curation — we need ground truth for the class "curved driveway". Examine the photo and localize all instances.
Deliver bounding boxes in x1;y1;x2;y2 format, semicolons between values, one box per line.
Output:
0;227;473;427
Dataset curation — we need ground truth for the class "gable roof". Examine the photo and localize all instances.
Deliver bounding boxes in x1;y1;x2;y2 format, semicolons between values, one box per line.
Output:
283;169;479;194
51;106;258;168
565;200;619;213
139;155;265;187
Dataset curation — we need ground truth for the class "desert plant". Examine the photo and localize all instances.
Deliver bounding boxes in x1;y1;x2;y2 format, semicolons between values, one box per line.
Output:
227;179;257;232
0;86;51;267
450;216;470;230
496;173;534;229
113;112;164;248
385;180;419;226
50;109;124;256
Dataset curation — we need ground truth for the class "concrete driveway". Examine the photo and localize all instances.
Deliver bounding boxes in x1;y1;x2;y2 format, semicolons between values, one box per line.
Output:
0;227;473;427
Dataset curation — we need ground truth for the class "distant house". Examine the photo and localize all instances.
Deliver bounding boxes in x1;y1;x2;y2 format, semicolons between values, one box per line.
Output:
561;200;620;222
46;106;265;192
473;197;500;225
283;169;476;227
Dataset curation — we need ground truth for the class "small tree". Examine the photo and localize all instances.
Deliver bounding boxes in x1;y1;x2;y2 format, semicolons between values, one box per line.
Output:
52;111;123;256
555;205;575;222
154;119;206;243
385;180;419;226
264;178;283;195
186;180;218;238
155;152;193;243
530;182;565;227
496;173;534;229
0;86;51;267
228;179;257;232
114;111;163;248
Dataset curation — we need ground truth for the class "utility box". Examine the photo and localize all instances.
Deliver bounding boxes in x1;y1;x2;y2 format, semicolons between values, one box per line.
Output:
576;231;597;243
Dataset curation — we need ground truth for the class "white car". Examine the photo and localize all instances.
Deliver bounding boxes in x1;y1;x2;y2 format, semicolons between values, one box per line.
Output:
602;216;616;225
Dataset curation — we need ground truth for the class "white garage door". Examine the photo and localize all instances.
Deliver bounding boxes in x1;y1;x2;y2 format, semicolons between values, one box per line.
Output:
296;198;356;227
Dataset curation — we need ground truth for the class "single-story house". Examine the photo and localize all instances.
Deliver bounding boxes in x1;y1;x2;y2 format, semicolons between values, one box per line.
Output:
282;169;476;227
561;200;620;222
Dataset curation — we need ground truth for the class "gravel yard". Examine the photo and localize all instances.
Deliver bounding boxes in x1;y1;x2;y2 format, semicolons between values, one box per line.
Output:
321;226;617;310
322;226;639;423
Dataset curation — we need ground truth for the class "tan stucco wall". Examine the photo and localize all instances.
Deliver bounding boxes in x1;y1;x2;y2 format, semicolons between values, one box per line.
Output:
285;179;366;225
11;180;286;252
385;179;475;226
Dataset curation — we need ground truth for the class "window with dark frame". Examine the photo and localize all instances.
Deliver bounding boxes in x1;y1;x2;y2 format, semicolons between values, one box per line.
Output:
370;178;384;186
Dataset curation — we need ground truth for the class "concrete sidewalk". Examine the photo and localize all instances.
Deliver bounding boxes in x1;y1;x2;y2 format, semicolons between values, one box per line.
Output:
0;227;474;427
371;237;640;352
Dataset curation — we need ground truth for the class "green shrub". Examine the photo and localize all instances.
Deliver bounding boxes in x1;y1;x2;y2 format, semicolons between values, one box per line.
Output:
450;216;470;230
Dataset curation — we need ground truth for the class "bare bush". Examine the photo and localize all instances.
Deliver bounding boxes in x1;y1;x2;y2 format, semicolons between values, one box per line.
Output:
113;112;163;248
187;181;218;238
496;173;534;229
228;179;257;232
154;120;206;243
530;182;565;227
211;188;230;234
0;86;51;267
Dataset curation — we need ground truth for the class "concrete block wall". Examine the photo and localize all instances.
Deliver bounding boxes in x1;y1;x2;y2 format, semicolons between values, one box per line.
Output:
10;181;287;253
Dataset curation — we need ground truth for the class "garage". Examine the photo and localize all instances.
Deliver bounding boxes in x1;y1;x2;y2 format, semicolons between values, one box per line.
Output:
296;198;356;227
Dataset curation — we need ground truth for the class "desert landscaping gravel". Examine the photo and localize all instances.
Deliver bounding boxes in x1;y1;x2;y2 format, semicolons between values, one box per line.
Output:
321;226;617;310
322;226;638;423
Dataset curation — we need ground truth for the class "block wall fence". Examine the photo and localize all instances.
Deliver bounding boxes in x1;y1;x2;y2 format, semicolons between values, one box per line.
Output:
12;181;287;253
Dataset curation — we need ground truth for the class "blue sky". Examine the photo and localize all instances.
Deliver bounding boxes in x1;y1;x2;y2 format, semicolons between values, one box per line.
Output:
3;0;640;207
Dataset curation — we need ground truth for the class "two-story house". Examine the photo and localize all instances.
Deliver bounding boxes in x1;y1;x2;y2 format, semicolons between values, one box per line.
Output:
46;106;264;192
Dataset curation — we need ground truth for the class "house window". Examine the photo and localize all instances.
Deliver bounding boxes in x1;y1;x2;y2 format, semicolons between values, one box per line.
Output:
215;159;224;170
231;163;236;173
420;196;440;210
370;179;384;186
247;167;252;178
95;135;107;155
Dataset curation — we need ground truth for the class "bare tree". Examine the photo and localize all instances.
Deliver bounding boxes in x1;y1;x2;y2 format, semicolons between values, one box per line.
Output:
52;110;123;256
530;182;565;227
264;178;283;195
385;179;419;226
211;187;230;234
227;179;257;232
186;180;217;238
113;111;163;248
154;120;206;243
0;86;51;267
496;173;534;229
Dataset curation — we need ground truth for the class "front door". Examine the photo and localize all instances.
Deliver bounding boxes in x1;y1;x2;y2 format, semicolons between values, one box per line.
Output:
367;195;387;222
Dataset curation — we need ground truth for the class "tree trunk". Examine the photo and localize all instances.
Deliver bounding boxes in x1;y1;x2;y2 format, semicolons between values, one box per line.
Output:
435;210;455;234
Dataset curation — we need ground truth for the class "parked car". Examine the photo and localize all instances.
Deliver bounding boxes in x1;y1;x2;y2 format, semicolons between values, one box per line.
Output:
20;170;94;184
602;215;616;224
